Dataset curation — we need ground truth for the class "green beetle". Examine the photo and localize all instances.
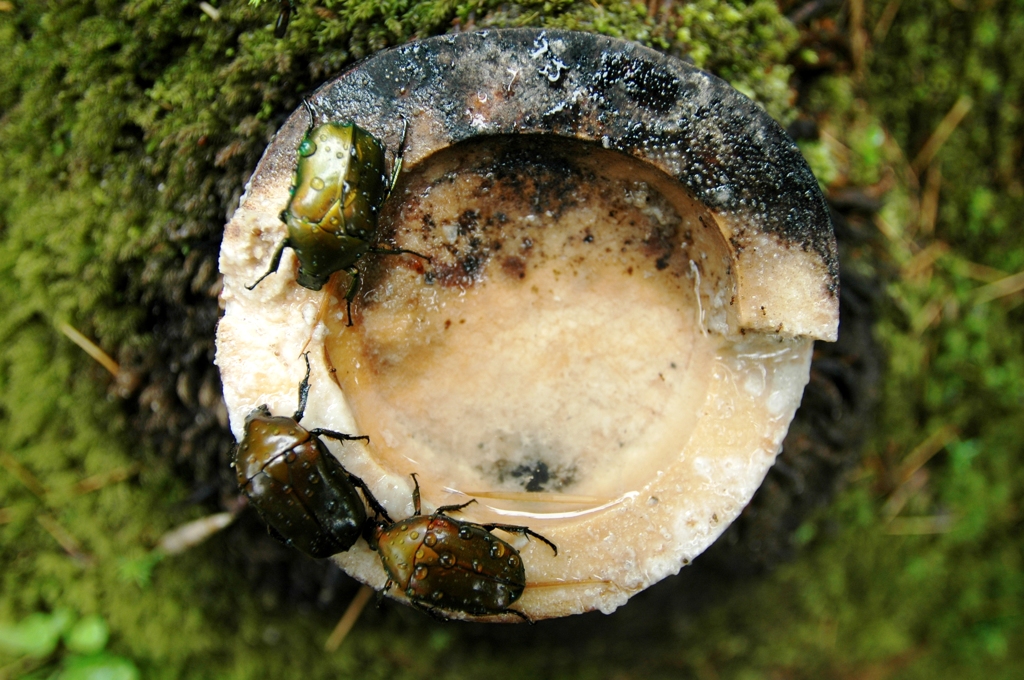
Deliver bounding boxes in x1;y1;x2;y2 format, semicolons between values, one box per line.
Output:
366;474;558;621
233;354;391;558
248;102;425;325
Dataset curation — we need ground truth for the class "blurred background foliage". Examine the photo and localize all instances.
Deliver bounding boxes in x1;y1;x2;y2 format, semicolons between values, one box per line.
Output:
1;0;1022;678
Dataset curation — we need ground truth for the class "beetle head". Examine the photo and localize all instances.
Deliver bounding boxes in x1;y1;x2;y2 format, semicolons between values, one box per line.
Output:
244;404;273;426
363;516;387;551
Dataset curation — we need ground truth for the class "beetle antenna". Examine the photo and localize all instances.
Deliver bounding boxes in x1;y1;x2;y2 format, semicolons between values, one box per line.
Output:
293;352;312;421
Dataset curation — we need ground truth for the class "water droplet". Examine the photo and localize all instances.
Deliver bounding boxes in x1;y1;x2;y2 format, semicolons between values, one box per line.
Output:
472;560;483;573
310;177;326;191
414;565;428;580
439;553;455;568
508;555;519;567
409;531;420;540
298;139;316;157
432;591;443;601
399;524;408;531
490;543;505;559
415;549;425;559
424;532;437;547
458;527;472;540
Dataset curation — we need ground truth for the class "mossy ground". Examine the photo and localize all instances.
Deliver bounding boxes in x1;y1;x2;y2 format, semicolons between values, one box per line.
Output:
1;1;1022;678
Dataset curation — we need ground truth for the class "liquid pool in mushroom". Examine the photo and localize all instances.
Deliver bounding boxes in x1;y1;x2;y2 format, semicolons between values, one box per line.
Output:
217;29;839;621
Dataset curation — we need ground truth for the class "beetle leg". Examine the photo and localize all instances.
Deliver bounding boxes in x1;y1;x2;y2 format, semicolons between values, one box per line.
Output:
309;429;370;446
245;238;289;290
368;246;431;263
410;601;454;623
388;118;408;193
477;523;558;556
292;352;312;421
343;266;361;327
505;608;534;624
301;98;316;129
341;470;393;524
376;579;392;606
434;499;478;515
407;473;419;516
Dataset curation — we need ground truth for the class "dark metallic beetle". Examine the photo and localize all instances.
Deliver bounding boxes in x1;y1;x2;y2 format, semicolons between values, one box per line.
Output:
247;102;425;324
274;1;294;39
367;474;557;621
233;354;391;558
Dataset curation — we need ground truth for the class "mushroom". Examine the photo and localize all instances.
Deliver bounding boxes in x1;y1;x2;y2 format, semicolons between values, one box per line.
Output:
217;29;838;621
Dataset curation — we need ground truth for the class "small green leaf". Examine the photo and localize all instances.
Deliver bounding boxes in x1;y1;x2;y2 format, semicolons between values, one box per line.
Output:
57;653;140;680
64;615;109;655
0;609;75;658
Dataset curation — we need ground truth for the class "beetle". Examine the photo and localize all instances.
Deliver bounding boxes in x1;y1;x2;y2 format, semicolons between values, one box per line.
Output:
366;474;558;621
233;353;391;558
274;0;294;39
247;101;426;325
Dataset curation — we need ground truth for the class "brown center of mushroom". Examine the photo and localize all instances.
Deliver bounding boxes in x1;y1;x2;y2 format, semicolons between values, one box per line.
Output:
323;137;730;517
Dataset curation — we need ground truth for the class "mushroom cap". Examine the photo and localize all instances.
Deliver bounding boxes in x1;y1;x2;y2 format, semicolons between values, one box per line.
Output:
217;29;838;621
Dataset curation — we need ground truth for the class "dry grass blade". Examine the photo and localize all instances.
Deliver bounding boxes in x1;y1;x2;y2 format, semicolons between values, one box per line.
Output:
36;513;94;564
911;95;973;173
325;585;374;652
902;241;949;281
0;451;48;500
917;161;942;236
893;425;958;487
873;214;913;260
849;0;868;79
974;270;1024;305
198;2;221;21
157;511;237;555
72;465;140;495
873;0;903;42
882;426;957;521
886;515;955;535
953;258;1007;284
58;322;120;378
